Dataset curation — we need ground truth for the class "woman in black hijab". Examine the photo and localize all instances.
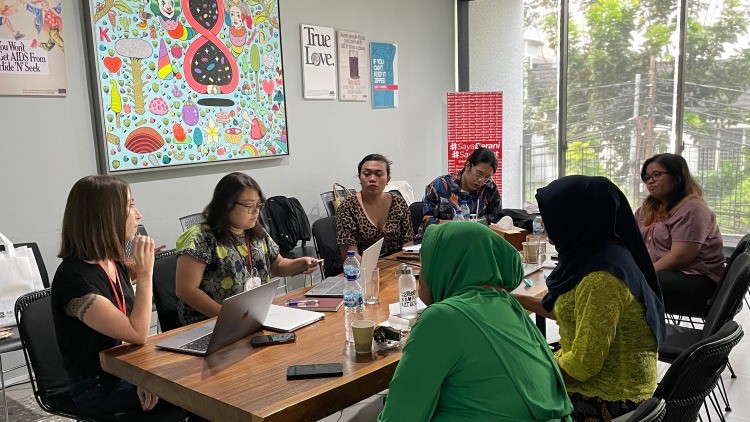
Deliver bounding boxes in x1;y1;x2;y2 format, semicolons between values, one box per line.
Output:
513;175;665;422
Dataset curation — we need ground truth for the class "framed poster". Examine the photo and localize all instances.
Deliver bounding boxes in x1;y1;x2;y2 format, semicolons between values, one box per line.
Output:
447;92;503;193
336;30;367;102
300;24;335;100
0;1;67;96
82;0;289;174
370;42;397;108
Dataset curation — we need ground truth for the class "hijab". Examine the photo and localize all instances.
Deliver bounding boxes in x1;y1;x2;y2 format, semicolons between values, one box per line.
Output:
421;222;573;420
536;175;665;345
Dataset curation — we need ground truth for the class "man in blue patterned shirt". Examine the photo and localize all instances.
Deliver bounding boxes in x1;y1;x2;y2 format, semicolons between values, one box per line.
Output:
416;147;503;242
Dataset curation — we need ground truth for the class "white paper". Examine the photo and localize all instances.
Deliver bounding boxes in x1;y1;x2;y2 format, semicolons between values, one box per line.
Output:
388;298;427;316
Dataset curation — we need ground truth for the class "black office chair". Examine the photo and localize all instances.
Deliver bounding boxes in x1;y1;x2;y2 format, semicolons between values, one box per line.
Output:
14;289;100;421
152;249;183;332
611;398;666;422
0;242;48;422
179;213;205;231
408;201;424;237
654;321;743;422
658;252;750;414
312;216;340;278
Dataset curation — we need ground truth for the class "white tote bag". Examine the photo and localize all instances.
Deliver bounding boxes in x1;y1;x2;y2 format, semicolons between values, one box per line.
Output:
0;232;36;327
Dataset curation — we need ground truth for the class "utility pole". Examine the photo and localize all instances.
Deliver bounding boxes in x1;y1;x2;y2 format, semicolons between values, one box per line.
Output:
631;73;642;199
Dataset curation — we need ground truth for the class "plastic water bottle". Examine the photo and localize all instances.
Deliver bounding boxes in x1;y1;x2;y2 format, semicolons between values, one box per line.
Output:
459;201;471;221
452;203;465;221
533;215;544;236
343;251;363;344
398;264;418;319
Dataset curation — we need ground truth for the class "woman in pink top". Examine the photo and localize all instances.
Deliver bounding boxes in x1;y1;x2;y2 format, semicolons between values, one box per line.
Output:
634;153;724;315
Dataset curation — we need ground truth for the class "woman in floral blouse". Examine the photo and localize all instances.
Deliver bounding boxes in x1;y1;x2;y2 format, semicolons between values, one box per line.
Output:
175;172;317;325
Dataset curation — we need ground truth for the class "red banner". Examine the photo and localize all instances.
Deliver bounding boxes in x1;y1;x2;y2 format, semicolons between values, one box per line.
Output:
446;92;503;193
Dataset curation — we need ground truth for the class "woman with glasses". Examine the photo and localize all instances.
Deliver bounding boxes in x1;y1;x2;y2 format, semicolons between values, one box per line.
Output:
416;147;502;242
175;172;317;325
336;154;414;266
635;153;724;316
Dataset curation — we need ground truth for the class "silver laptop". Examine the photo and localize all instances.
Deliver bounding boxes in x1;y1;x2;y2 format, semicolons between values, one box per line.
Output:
305;238;384;297
155;278;280;356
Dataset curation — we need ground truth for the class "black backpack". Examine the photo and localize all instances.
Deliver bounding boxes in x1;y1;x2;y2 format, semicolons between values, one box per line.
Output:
263;196;312;253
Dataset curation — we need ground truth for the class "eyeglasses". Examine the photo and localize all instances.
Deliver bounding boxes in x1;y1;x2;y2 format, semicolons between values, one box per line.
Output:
641;170;671;184
469;166;493;185
235;202;265;214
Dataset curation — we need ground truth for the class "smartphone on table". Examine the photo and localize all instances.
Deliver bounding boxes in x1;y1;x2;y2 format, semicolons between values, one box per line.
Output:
250;332;297;347
286;363;344;380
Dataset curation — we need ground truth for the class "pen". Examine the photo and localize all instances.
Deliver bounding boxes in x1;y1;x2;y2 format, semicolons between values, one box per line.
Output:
286;299;319;306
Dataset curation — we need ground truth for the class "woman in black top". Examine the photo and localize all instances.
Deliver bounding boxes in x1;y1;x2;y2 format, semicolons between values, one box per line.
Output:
51;175;186;420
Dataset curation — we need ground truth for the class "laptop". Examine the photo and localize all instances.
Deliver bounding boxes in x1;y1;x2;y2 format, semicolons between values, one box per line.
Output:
305;238;384;297
155;278;280;356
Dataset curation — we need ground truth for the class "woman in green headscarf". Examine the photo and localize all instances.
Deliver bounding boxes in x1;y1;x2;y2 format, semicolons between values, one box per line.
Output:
378;222;573;422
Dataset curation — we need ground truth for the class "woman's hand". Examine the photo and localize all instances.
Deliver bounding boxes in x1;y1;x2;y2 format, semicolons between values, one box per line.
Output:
299;257;319;274
137;386;159;411
131;235;155;280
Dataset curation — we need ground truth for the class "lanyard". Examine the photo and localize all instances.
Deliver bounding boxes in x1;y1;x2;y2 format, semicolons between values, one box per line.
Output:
243;235;255;274
97;260;126;315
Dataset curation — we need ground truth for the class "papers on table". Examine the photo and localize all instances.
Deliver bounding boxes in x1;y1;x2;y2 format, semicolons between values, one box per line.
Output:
402;244;421;254
388;298;427;316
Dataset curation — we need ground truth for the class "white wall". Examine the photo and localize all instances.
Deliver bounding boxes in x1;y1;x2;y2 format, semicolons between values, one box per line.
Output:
468;0;524;208
0;0;456;275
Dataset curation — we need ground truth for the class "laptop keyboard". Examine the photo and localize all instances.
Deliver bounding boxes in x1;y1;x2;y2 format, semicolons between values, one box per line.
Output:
181;333;212;352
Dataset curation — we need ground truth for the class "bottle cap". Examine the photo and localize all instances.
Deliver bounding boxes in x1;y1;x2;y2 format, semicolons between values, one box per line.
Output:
347;250;355;257
398;263;413;275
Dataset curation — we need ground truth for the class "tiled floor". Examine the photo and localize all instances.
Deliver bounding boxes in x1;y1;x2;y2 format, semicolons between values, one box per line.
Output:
5;300;750;421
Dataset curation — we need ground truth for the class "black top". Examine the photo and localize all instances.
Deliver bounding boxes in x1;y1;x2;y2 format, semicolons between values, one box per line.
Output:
51;258;134;377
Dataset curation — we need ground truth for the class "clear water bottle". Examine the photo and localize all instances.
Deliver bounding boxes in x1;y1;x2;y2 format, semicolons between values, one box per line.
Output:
533;215;544;235
459;201;471;221
452;203;465;221
343;251;363;344
398;264;418;320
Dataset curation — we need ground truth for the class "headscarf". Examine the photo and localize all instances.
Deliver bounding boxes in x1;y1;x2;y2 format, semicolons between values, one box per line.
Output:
421;222;573;420
536;175;665;345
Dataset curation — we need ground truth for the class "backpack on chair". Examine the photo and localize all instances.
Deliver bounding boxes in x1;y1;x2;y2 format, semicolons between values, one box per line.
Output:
264;196;312;253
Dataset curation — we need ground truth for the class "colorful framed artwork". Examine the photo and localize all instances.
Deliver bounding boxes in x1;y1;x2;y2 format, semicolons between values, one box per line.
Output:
82;0;288;173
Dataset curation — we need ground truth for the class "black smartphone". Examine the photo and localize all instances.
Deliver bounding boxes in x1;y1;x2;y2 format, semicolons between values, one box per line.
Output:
250;332;297;347
286;363;344;380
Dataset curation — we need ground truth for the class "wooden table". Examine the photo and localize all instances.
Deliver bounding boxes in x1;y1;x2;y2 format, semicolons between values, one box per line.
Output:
100;256;548;421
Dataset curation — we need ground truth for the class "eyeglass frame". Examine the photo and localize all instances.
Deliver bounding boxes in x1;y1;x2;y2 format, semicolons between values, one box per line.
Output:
641;170;671;184
234;201;265;214
467;164;494;185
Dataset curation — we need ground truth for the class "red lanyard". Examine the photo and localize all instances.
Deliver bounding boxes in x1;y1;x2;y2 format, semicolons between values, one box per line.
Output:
245;236;256;273
98;260;126;314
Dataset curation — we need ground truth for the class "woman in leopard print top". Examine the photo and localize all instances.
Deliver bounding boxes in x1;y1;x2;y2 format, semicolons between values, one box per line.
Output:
336;154;414;269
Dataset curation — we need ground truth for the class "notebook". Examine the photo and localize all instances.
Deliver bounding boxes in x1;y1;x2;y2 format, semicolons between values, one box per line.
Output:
305;238;384;297
155;278;280;356
263;305;325;332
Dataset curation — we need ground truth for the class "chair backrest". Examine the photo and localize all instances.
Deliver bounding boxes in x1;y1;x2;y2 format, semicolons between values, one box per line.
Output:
654;321;743;422
0;242;50;288
703;252;750;337
312;216;340;278
320;189;356;217
408;201;424;237
179;213;205;231
14;289;84;419
614;397;666;422
153;249;182;332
